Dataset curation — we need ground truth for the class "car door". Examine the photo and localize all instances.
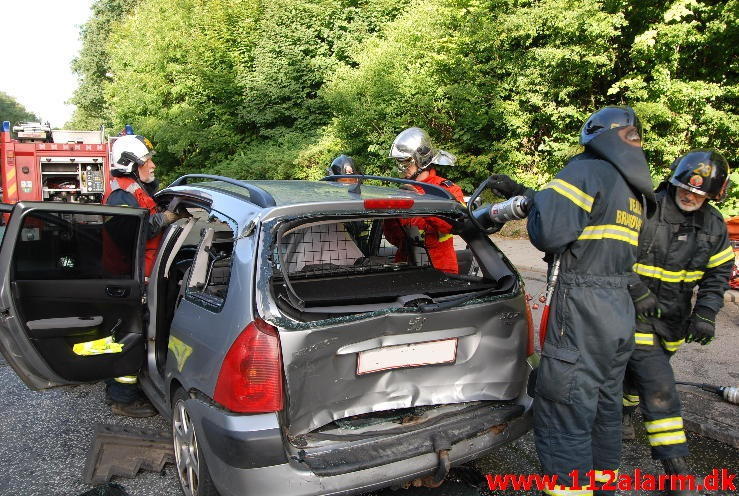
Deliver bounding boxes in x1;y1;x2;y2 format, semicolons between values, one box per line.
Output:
0;201;148;390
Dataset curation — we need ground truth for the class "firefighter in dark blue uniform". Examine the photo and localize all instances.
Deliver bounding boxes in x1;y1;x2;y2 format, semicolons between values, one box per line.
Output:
622;150;733;494
488;106;656;495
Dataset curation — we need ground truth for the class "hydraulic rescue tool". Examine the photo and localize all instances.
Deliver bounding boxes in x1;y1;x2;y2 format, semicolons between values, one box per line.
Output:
467;177;561;350
675;381;739;405
538;255;560;349
465;176;531;233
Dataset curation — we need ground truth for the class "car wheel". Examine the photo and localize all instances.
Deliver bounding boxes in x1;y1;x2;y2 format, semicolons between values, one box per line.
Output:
172;389;220;496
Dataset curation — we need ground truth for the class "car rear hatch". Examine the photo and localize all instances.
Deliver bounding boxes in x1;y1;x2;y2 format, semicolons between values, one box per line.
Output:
253;192;531;443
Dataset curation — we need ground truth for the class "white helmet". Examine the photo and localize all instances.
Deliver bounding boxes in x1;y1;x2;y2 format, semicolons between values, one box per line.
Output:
111;134;156;174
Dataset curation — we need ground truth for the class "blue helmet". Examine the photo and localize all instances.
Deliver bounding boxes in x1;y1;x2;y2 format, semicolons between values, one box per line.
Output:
579;106;642;146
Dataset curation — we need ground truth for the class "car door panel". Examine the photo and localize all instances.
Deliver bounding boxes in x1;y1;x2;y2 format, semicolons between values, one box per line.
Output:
0;202;147;389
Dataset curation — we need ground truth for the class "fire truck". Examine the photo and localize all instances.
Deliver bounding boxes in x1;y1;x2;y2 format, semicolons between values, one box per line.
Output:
0;121;117;205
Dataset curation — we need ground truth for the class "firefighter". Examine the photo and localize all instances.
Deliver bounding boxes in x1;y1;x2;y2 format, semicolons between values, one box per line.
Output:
327;154;374;253
488;106;656;495
328;154;358;181
622;150;733;493
384;127;463;273
101;134;184;417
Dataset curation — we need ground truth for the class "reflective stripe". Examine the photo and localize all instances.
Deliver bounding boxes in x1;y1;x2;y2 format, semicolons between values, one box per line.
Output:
110;177;141;195
635;332;655;345
661;338;685;352
438;234;453;243
542;179;594;213
706;246;734;268
72;336;124;356
648;430;687;446
593;469;619;482
544;486;594;496
578;224;639;246
645;417;683;433
623;394;640;407
114;375;138;384
633;263;704;283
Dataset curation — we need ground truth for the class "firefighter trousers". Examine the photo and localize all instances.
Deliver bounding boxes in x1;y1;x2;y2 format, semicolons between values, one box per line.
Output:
534;273;635;491
623;332;689;460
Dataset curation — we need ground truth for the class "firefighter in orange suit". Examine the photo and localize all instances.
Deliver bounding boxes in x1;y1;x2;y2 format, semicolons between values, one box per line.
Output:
384;127;464;274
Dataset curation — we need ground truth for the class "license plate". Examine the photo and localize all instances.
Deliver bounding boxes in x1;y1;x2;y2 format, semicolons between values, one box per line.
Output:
356;338;458;375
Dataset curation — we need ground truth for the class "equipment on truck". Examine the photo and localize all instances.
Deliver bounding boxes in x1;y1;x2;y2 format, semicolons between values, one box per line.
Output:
0;121;134;205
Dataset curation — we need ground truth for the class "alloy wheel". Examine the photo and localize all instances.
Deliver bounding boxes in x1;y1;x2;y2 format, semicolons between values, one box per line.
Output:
173;399;200;496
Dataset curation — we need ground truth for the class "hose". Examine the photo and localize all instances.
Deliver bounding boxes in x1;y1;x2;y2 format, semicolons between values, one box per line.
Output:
675;381;739;405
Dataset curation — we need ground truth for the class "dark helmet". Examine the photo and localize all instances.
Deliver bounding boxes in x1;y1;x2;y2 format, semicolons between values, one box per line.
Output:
328;154;356;176
669;150;730;200
579;106;642;145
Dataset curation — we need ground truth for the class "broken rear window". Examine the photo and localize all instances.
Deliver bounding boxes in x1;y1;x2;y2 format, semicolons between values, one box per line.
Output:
269;216;509;319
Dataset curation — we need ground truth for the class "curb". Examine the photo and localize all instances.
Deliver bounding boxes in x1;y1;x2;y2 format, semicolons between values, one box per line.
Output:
678;386;739;449
725;290;739;303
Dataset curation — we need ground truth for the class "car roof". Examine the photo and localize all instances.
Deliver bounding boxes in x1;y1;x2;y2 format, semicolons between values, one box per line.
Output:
179;179;448;207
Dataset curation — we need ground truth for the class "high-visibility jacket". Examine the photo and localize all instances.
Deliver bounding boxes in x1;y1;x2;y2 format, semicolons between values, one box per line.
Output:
104;176;163;277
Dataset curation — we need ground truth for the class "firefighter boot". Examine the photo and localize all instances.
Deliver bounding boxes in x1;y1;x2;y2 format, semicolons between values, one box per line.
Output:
661;457;701;496
622;407;636;441
111;398;157;418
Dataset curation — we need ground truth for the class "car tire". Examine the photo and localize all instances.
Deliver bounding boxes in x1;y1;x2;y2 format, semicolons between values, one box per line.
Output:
172;389;220;496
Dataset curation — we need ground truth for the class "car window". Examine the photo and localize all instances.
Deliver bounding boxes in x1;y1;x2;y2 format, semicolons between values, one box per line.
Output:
276;218;481;278
13;211;141;280
184;215;236;311
271;216;491;317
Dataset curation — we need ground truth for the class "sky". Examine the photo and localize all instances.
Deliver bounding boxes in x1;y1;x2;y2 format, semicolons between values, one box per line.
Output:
0;0;95;128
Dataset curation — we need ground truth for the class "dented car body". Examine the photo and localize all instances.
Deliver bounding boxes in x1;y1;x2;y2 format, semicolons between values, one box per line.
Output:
0;176;536;496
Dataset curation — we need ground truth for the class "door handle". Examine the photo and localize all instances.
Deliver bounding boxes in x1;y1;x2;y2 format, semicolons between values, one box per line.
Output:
105;286;129;298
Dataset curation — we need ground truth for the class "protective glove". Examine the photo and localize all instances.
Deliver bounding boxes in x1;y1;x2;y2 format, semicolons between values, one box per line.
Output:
176;205;193;219
162;210;184;225
628;281;662;321
487;174;526;199
685;306;716;345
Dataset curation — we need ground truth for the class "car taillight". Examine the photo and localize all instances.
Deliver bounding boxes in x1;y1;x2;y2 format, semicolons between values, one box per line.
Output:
524;301;535;356
364;198;414;209
213;319;284;413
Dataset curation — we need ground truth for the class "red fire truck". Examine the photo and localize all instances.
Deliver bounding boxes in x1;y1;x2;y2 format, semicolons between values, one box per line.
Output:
0;121;115;205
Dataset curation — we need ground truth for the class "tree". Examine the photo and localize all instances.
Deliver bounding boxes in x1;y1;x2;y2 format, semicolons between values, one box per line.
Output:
0;91;39;124
67;0;139;128
73;0;738;214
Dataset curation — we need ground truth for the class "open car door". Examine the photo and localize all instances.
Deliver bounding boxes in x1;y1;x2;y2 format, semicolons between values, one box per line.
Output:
0;202;148;390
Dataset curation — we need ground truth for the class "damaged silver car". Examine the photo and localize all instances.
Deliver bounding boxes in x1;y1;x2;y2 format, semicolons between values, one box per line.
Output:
0;175;537;496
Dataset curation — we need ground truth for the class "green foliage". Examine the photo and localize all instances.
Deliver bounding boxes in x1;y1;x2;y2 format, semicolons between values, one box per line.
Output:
325;0;630;192
67;0;139;128
69;0;737;214
0;92;38;124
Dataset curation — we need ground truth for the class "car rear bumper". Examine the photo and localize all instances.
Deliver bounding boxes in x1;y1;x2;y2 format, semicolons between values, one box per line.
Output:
186;397;533;496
